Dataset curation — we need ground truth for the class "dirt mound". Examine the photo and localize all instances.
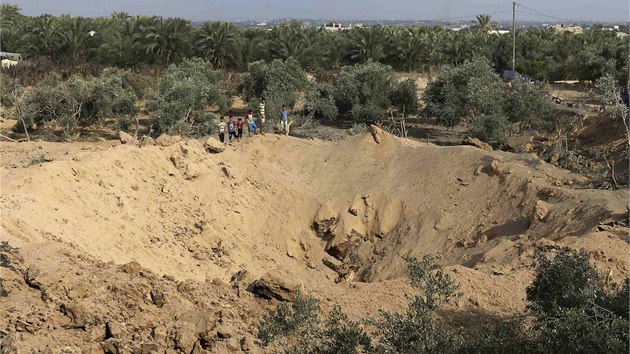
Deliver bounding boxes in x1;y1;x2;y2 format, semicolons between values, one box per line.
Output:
1;130;628;350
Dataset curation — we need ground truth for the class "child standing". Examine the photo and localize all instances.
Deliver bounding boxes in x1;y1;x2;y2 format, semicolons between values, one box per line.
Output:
227;116;237;143
236;117;244;142
280;104;289;134
246;109;257;136
258;98;266;135
218;116;226;143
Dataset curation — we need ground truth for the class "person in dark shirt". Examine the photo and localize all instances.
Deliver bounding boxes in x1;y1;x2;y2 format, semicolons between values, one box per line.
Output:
227;116;237;143
236;117;244;142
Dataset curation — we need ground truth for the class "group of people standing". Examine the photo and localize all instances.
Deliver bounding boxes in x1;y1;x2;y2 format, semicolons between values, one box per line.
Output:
217;98;290;144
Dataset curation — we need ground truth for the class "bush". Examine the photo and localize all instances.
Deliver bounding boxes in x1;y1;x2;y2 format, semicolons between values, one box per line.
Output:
101;67;153;99
505;79;552;129
527;248;603;315
258;289;372;354
241;58;308;119
350;103;386;123
424;57;506;128
526;248;629;353
333;61;395;122
303;82;338;121
390;78;419;116
348;122;368;135
375;256;462;353
0;73;18;107
146;58;228;136
468;113;509;145
257;288;320;347
15;70;138;137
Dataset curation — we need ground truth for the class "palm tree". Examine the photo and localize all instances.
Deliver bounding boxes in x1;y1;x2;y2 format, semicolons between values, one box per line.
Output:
345;26;385;64
267;23;322;68
138;17;192;65
57;15;94;63
425;29;446;79
0;4;23;30
24;14;59;57
196;21;242;69
476;14;494;33
320;31;347;69
98;17;141;67
239;29;266;70
394;26;428;72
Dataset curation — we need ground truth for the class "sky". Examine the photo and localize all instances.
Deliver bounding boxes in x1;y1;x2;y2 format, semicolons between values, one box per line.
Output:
7;0;629;22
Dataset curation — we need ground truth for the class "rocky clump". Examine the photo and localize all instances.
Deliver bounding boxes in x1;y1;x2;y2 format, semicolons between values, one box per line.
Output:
205;137;225;153
248;268;300;301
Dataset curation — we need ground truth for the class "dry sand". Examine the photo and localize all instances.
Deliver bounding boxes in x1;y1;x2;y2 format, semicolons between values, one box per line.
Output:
0;127;627;352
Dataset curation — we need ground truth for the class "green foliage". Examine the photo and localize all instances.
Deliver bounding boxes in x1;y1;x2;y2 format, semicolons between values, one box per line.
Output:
146;58;228;136
505;79;552;128
303;82;338;121
527;248;603;315
468;113;509;145
309;306;373;354
423;57;503;128
375;256;462;353
115;115;133;132
0;73;18;107
390;78;419;116
257;288;321;347
348;122;368;136
15;70;138;136
16;73;72;133
240;58;307;118
28;151;46;166
526;248;629;353
258;290;372;354
595;73;629;139
425;57;553;145
333;61;395;122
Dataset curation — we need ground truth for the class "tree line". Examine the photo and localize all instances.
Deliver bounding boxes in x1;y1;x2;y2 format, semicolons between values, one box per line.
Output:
1;4;628;83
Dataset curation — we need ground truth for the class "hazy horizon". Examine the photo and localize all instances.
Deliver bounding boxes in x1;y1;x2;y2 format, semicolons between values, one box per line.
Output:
7;0;629;23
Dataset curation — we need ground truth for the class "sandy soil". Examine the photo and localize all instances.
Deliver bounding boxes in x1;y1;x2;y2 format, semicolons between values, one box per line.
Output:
0;127;627;352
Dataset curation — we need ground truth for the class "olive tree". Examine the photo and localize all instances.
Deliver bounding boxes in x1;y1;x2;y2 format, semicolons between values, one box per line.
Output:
240;58;308;119
16;71;137;137
333;61;395;122
146;58;229;136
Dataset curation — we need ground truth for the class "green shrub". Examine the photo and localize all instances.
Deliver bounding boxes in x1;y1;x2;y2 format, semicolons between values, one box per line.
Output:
526;248;629;353
348;122;368;135
468;113;509;145
15;70;138;137
375;256;462;353
527;248;603;315
241;58;308;118
424;57;506;128
304;82;338;121
146;58;228;136
0;73;18;107
390;78;419;116
257;288;320;347
350;103;386;123
505;80;552;129
333;61;395;122
101;67;153;99
258;289;372;354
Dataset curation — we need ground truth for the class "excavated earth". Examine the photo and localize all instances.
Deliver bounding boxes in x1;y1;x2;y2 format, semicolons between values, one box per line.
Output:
0;127;628;353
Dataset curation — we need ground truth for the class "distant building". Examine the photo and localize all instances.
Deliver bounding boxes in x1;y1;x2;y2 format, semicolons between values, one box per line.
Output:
0;52;22;61
449;24;469;32
552;24;584;34
488;29;510;35
323;22;362;31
